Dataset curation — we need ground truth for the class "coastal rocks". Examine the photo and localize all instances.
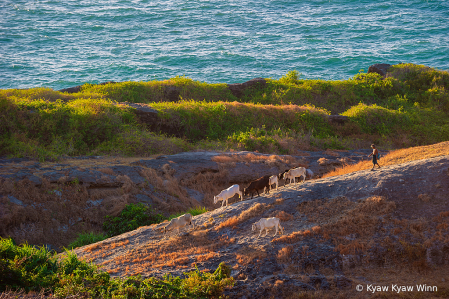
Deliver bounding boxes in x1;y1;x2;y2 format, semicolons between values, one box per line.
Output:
132;152;221;180
163;85;181;101
114;102;184;137
368;63;392;77
327;115;348;125
8;195;24;206
115;102;159;124
227;78;267;98
42;168;121;188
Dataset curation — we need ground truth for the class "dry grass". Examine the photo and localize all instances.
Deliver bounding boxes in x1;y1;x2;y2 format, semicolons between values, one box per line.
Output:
215;203;267;230
277;245;293;263
0;290;53;299
180;168;231;208
0;177;128;249
271;229;314;244
272;210;294;222
212;153;299;165
97;167;115;175
106;231;236;275
235;246;267;265
418;193;432;202
319;196;396;242
139;167;201;213
322;141;449;178
293;195;448;270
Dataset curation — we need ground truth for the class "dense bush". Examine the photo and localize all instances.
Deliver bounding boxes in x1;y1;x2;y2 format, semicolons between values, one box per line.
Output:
1;63;449;159
150;100;332;141
103;203;166;237
0;237;234;297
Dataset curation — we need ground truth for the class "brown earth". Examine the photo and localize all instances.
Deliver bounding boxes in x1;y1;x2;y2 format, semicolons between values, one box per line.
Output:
71;154;449;298
0;149;375;250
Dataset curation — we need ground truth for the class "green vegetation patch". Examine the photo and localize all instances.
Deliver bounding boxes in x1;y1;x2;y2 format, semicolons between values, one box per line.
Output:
103;203;165;238
67;232;107;250
81;76;235;103
150;100;332;140
168;206;208;221
1;63;448;159
0;237;234;298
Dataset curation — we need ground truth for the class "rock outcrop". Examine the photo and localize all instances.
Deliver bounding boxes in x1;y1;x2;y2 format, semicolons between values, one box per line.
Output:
368;63;392;77
227;78;267;98
327;115;348;125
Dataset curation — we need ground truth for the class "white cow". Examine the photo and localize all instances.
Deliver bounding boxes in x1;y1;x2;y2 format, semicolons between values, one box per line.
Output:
214;184;242;207
252;217;284;238
283;167;307;185
264;175;278;193
164;213;194;235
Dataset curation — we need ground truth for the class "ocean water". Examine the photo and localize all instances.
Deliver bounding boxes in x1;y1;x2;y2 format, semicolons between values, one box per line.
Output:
1;0;448;90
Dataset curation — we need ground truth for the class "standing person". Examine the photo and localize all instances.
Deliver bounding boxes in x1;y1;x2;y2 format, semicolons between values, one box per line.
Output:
368;144;381;171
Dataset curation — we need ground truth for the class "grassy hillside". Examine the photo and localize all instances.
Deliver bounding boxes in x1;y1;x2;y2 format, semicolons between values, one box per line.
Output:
324;141;449;178
1;63;448;160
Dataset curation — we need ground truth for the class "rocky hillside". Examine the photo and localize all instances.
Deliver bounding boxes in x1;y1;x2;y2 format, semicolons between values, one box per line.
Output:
0;148;382;250
72;155;449;298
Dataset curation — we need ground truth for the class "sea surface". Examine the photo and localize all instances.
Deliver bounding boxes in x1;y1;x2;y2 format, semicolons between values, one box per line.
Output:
1;0;448;90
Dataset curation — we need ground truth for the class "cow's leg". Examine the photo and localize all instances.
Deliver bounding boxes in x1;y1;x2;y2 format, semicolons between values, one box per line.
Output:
263;228;269;237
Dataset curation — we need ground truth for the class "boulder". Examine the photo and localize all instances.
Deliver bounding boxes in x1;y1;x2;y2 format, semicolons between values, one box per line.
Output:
115;102;159;127
327;115;348;125
132;152;221;180
163;86;181;101
227;78;267;98
368;63;392;77
8;195;24;206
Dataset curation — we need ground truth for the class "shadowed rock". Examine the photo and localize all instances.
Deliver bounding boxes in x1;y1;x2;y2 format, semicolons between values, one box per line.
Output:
227;78;267;98
327;115;348;125
368;63;392;77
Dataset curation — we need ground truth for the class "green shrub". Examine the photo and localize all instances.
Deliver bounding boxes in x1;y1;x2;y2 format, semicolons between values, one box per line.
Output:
0;237;234;297
1;63;449;159
103;203;166;237
81;77;234;103
67;232;107;250
168;206;208;221
279;70;301;85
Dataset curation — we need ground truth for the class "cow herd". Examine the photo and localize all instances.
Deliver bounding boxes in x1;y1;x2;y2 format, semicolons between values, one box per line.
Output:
214;166;313;207
163;166;314;238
